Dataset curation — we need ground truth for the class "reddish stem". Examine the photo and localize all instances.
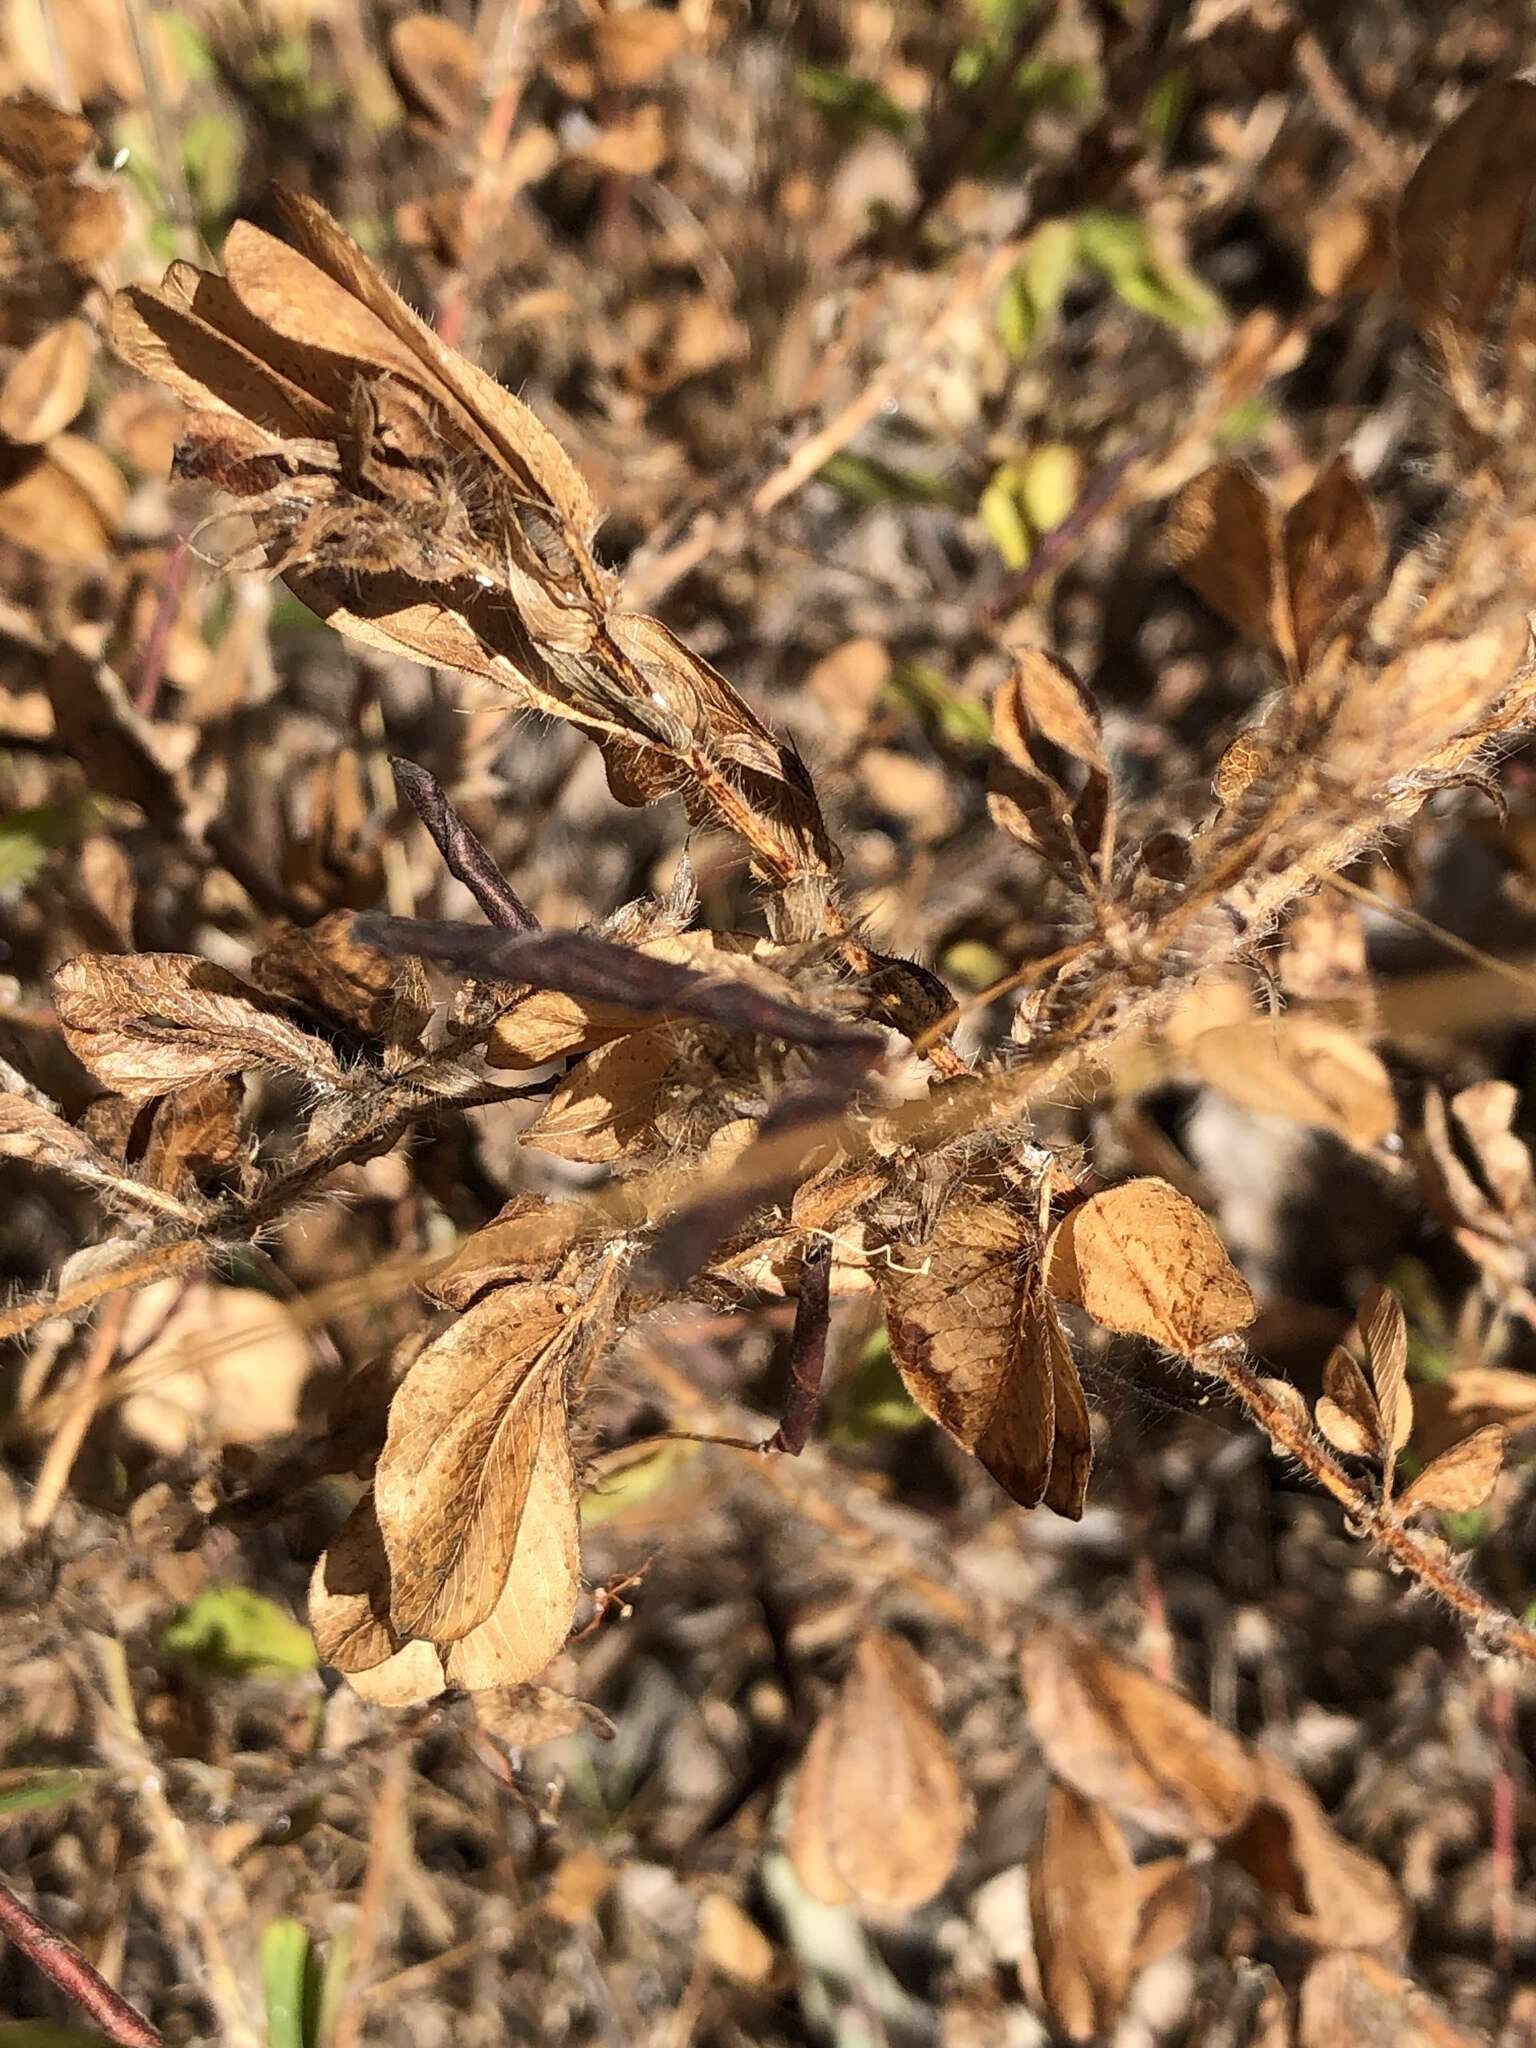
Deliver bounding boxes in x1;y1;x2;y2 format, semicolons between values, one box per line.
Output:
0;1876;162;2047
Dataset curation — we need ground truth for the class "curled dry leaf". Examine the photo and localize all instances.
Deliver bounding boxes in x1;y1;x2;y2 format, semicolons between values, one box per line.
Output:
878;1175;1091;1514
786;1632;968;1911
1188;1015;1397;1149
488;931;750;1069
1020;1624;1256;1841
1315;1286;1412;1480
373;1266;619;1641
1223;1751;1408;1952
1045;1177;1255;1356
53;952;344;1099
0;1093;107;1176
1395;1422;1506;1516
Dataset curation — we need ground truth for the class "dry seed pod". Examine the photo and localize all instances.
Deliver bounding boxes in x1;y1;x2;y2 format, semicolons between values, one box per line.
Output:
1045;1177;1255;1355
786;1632;968;1910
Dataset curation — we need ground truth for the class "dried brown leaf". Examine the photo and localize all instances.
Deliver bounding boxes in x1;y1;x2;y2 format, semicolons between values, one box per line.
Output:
1222;1751;1408;1950
387;14;480;130
1187;1017;1397;1148
1045;1178;1256;1355
1396;1422;1506;1515
786;1632;968;1910
1359;1286;1412;1460
1165;463;1278;650
1315;1344;1383;1460
524;1029;678;1163
0;91;92;179
1411;1365;1536;1462
0;1093;106;1175
879;1179;1090;1514
0;317;91;444
374;1269;618;1641
1298;1951;1483;2048
440;1410;582;1690
53;952;343;1099
988;650;1109;877
1028;1782;1140;2042
1281;458;1386;675
1020;1624;1256;1840
1397;80;1536;375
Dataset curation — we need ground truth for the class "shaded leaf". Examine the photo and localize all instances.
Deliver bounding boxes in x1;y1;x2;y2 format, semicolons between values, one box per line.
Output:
1397;81;1536;377
162;1586;317;1678
1165;462;1278;650
1280;457;1386;674
1029;1782;1140;2042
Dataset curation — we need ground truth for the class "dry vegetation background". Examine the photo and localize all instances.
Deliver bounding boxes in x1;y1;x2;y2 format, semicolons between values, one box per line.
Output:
7;0;1536;2044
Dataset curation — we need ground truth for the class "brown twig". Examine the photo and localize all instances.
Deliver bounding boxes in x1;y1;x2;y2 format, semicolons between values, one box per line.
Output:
0;1877;162;2047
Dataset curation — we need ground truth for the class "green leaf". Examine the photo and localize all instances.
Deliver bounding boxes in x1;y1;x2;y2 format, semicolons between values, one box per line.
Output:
582;1440;698;1527
827;1329;925;1445
1013;58;1096;113
162;1587;317;1680
157;11;216;85
1439;1507;1493;1550
0;805;91;892
795;65;911;139
1139;67;1189;147
0;1766;99;1820
940;940;1008;990
1076;209;1221;331
309;1928;352;2048
181;110;244;231
815;452;958;508
885;661;992;749
261;1918;310;2048
996;220;1080;357
979;467;1032;570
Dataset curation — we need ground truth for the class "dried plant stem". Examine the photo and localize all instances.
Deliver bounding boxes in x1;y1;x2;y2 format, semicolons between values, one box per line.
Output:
24;1291;131;1529
1191;1339;1536;1665
0;1239;207;1346
332;1748;412;2048
0;1877;162;2047
90;1635;256;2047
